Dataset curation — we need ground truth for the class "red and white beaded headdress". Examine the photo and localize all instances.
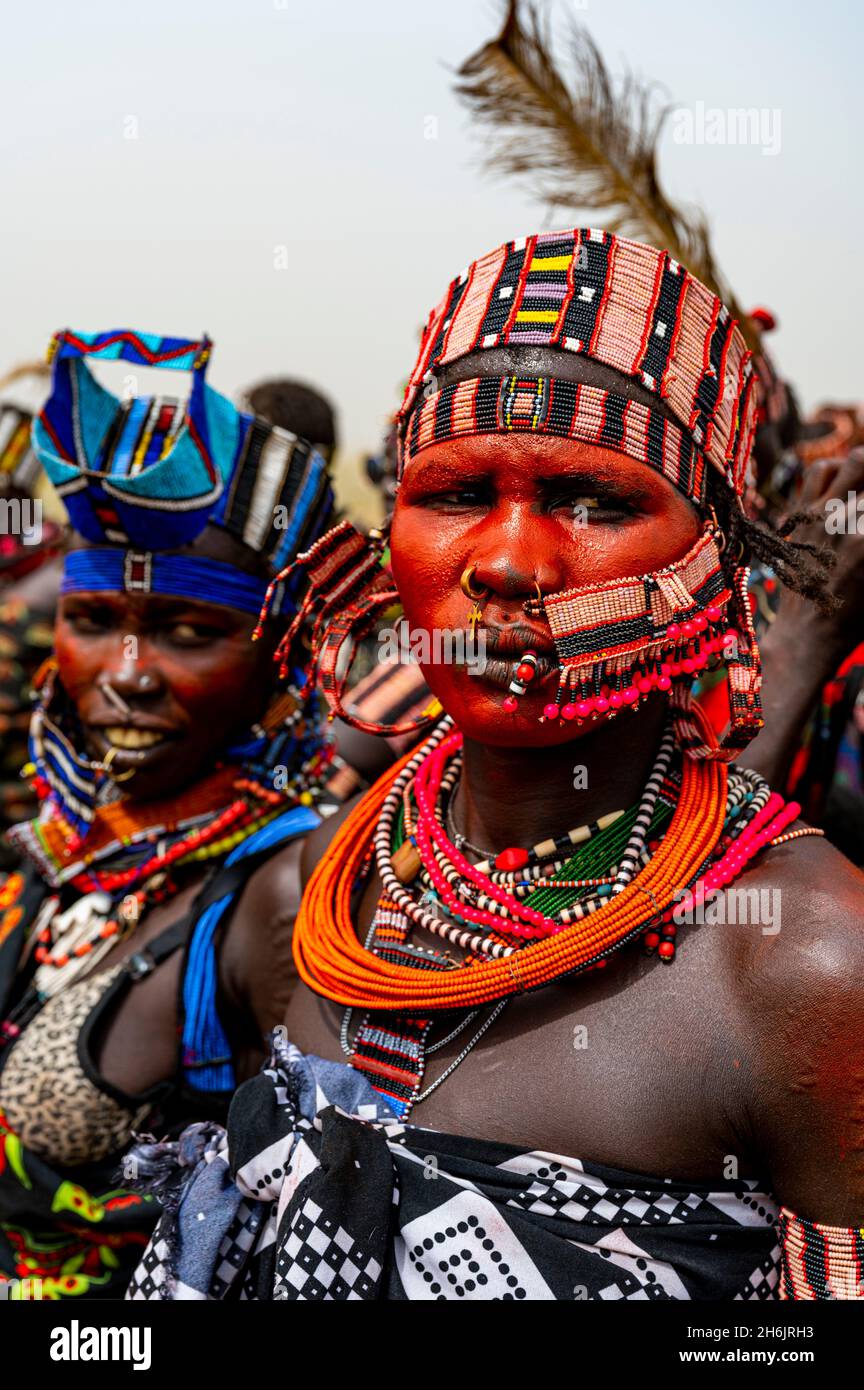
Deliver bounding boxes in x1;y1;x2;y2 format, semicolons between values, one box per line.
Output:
396;227;758;506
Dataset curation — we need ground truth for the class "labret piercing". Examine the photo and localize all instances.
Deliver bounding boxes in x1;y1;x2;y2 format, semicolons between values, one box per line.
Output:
499;579;542;715
502;652;539;714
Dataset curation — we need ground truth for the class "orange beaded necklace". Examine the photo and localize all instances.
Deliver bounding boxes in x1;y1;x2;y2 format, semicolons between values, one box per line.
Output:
293;702;728;1011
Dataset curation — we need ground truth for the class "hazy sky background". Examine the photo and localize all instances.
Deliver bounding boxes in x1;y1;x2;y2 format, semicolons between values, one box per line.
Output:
2;0;860;515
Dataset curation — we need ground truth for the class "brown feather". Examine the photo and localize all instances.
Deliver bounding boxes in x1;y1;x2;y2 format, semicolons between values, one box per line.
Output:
455;1;759;349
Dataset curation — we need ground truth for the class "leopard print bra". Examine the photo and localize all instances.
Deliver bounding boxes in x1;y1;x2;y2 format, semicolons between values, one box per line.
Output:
0;964;154;1168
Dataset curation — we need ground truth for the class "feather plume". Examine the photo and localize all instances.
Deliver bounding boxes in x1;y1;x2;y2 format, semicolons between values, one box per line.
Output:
455;1;759;349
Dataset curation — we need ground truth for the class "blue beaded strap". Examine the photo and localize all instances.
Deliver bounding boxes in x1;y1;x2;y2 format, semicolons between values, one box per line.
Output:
180;806;320;1094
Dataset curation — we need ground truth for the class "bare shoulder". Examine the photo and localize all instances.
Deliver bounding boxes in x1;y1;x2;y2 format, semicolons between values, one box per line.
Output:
714;831;864;1219
719;831;864;1005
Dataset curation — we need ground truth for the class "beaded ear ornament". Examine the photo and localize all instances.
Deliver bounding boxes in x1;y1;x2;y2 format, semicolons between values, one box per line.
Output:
254;518;442;738
522;523;763;760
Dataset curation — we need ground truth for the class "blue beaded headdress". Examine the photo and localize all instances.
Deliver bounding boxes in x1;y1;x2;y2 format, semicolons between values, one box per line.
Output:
32;328;336;613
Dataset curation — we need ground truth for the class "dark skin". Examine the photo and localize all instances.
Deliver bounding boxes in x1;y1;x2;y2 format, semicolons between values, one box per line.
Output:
289;352;864;1226
50;526;309;1097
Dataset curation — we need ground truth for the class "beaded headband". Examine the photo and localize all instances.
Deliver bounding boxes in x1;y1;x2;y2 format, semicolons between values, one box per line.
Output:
403;375;706;504
61;549;280;617
397;227;758;499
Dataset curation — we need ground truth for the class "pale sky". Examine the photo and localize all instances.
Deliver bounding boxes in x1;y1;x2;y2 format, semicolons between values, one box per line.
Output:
2;0;861;513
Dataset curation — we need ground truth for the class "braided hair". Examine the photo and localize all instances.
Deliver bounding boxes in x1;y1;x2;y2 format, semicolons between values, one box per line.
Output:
707;472;837;616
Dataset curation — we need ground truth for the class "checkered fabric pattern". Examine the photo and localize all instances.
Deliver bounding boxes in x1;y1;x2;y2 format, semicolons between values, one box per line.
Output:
125;1037;785;1302
276;1196;383;1300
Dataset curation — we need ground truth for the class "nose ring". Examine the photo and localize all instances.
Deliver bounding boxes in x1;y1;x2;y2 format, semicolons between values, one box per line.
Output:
460;565;487;601
460;564;489;636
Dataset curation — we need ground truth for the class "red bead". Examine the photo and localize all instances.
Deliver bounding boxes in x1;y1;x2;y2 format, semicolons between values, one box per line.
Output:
594;696;610;714
666;623;681;640
706;604;722;622
609;692;624;709
495;847;530;872
561;703;578;721
576;699;594;718
516;663;535;683
542;703;560;721
658;941;675;960
657;675;672;691
644;931;660;950
681;621;696;638
622;686;639;704
502;695;519;713
637;677;653;694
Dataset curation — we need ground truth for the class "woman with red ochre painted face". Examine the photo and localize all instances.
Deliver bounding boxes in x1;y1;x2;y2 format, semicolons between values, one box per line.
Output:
0;330;338;1300
128;232;864;1304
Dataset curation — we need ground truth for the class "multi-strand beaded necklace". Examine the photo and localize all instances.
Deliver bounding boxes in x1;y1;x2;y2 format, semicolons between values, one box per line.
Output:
294;708;807;1118
0;746;334;1049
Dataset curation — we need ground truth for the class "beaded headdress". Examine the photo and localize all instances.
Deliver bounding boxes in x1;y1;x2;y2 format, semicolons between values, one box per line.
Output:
32;329;335;615
396;227;758;503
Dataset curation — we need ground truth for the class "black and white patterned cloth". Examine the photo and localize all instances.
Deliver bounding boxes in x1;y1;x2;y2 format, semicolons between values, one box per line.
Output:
126;1037;781;1301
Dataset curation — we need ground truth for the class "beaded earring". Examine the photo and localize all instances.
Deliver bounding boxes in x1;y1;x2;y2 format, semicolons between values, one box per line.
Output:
26;661;101;845
254;519;441;739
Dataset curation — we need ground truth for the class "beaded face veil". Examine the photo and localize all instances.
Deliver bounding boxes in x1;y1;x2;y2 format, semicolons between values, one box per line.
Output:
391;227;764;760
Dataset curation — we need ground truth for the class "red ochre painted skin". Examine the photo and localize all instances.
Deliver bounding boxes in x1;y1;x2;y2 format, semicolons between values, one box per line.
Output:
55;580;277;803
390;431;702;748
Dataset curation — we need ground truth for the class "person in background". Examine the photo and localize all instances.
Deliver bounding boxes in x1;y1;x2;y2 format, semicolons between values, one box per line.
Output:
240;378;338;465
0;329;337;1298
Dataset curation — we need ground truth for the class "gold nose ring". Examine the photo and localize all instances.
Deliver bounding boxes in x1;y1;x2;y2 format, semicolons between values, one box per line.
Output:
460;565;488;601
